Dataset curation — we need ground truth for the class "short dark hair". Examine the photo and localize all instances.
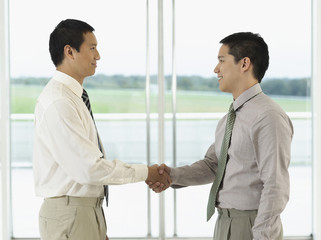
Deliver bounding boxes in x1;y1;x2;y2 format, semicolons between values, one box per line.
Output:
49;19;95;67
220;32;269;83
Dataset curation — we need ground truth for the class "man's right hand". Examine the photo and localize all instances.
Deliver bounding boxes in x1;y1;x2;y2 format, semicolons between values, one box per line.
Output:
145;164;171;193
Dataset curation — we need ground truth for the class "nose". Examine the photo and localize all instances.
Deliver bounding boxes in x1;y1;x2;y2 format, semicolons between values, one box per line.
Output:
214;64;219;74
95;49;101;60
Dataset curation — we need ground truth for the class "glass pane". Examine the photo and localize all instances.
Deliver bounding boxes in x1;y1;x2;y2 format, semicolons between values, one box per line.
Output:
10;0;148;237
11;119;40;237
176;119;219;237
174;0;312;237
0;85;2;239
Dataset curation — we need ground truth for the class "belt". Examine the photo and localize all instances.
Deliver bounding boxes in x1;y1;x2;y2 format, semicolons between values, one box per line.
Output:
217;208;258;218
45;196;104;207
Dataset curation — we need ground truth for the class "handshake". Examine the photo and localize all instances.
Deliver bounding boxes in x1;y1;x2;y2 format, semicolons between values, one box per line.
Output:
146;164;172;193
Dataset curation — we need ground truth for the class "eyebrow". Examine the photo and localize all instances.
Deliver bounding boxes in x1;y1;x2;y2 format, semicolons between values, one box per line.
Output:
218;56;225;59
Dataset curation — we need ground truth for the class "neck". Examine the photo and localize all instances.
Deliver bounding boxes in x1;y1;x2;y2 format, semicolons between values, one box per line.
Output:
56;65;84;85
232;77;258;99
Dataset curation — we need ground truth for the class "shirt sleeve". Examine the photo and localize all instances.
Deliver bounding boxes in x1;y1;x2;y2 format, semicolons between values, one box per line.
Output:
251;110;293;239
37;98;148;185
170;142;218;187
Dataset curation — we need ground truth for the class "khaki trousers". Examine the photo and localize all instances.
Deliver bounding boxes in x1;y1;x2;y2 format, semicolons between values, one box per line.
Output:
39;196;107;240
213;208;283;240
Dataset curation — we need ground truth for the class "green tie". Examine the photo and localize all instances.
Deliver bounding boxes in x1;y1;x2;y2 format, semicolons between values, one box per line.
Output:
207;103;236;221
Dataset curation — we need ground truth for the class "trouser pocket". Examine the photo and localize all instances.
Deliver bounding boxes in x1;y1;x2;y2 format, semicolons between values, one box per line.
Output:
39;202;77;240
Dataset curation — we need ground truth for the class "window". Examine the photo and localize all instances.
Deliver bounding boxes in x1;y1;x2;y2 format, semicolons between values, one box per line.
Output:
9;0;312;238
0;101;2;240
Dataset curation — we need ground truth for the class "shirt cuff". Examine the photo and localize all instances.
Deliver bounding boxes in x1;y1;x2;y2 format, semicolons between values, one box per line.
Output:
132;164;148;181
169;167;179;184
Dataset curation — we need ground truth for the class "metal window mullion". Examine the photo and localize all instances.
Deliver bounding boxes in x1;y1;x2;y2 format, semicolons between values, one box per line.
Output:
0;0;11;239
312;0;321;239
145;0;152;237
171;0;177;237
158;0;165;239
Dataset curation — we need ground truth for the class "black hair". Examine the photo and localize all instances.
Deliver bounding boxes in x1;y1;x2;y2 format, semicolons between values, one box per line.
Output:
220;32;269;82
49;19;95;67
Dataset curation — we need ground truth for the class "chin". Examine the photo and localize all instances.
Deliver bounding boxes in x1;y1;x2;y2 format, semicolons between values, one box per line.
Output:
219;86;230;94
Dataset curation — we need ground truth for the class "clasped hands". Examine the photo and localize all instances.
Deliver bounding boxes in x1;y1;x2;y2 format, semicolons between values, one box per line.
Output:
106;165;169;240
146;164;171;193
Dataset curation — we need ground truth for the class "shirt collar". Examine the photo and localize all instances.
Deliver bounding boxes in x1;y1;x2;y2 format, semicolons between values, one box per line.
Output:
52;70;83;98
233;83;262;111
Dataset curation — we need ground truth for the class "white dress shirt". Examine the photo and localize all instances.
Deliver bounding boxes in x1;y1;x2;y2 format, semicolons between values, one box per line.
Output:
170;84;293;239
33;71;148;198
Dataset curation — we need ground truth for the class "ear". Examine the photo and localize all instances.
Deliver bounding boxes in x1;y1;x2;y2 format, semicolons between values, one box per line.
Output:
63;45;75;60
240;57;251;72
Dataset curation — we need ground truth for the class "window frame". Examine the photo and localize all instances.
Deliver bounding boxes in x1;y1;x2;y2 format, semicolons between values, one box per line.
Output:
1;0;319;239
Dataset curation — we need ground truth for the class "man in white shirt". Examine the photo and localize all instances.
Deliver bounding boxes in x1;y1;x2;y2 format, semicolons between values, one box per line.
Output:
33;19;171;240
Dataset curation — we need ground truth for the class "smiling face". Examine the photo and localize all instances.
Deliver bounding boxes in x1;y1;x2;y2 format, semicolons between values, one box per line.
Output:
214;44;243;98
72;32;100;81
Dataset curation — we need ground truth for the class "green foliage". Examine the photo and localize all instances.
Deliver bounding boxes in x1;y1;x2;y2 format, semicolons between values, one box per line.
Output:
85;74;148;89
261;78;310;96
12;75;310;97
169;75;219;92
11;85;310;114
11;77;50;86
11;75;311;113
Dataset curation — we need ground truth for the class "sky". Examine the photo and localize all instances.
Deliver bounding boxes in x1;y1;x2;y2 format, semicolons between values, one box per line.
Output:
9;0;311;79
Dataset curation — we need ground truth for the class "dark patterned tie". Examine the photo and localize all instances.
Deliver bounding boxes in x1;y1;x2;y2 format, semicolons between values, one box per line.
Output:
207;103;236;221
82;89;109;206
